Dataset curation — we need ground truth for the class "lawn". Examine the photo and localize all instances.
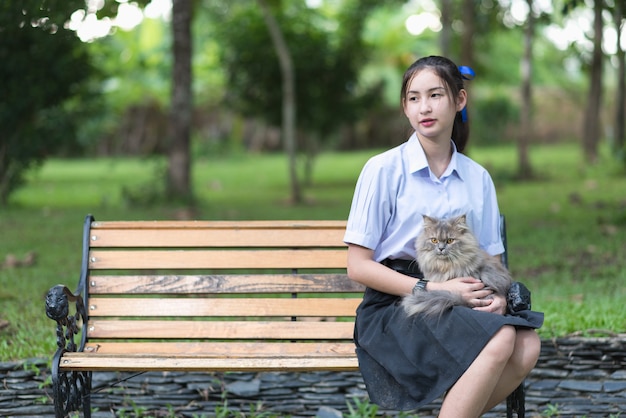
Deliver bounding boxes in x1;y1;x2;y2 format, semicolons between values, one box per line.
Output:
1;142;625;361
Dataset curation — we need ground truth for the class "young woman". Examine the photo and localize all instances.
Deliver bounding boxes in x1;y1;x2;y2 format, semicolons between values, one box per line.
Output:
343;56;543;417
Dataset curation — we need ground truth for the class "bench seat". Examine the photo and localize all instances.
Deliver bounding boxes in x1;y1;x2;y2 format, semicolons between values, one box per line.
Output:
45;216;363;418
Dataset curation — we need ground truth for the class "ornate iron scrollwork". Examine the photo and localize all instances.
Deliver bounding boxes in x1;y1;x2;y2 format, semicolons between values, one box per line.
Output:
46;285;92;418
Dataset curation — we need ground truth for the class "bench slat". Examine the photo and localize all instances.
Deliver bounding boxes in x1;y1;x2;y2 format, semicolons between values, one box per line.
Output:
88;320;355;340
91;220;347;229
90;228;346;248
88;249;347;269
84;341;356;356
87;297;360;317
59;354;359;372
88;274;364;294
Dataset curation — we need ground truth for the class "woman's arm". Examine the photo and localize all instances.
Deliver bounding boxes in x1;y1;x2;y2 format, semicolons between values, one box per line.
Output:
347;244;416;296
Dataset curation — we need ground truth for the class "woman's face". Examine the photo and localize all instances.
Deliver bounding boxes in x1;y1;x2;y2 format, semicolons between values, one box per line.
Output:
402;69;466;144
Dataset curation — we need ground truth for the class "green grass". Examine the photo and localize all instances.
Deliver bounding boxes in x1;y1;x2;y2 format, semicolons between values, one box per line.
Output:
1;142;625;361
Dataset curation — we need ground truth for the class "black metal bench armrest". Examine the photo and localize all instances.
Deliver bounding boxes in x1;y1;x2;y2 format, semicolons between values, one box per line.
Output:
45;285;92;418
45;284;88;354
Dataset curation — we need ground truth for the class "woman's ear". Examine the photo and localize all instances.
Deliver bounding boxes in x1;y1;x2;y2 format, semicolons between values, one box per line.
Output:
456;89;468;112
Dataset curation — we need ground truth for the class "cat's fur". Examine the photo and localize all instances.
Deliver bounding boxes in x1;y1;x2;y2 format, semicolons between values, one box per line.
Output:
401;214;511;318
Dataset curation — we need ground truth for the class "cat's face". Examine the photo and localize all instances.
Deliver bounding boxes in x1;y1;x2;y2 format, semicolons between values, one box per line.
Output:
417;215;470;259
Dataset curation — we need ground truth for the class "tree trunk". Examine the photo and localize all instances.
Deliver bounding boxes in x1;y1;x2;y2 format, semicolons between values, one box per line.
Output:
167;0;193;201
460;0;475;68
459;0;475;154
0;142;11;205
257;0;301;204
440;0;452;56
583;0;603;164
614;0;625;158
518;0;534;179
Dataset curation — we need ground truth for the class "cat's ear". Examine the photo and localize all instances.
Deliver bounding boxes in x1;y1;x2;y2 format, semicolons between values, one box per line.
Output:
452;214;469;230
422;215;437;226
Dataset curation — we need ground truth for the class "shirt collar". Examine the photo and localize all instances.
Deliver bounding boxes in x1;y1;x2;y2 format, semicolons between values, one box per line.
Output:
406;133;465;181
407;133;429;173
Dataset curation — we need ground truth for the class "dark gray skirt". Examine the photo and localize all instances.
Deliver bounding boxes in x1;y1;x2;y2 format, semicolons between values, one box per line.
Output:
354;287;544;410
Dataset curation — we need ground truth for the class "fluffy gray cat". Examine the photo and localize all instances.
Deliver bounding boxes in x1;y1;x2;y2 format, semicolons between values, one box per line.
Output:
401;214;512;318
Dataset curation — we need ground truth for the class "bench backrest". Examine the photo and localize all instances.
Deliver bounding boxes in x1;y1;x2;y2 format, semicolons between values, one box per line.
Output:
80;217;364;357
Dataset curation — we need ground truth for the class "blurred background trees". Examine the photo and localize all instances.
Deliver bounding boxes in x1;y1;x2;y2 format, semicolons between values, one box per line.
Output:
0;0;92;204
1;0;625;206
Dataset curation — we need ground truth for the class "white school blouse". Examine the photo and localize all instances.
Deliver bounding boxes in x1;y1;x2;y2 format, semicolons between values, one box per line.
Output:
343;133;504;262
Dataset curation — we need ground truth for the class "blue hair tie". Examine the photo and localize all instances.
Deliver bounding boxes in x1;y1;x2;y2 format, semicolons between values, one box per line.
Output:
458;66;475;122
459;65;475;80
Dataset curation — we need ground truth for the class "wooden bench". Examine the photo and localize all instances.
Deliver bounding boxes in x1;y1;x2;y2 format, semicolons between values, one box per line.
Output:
45;215;525;418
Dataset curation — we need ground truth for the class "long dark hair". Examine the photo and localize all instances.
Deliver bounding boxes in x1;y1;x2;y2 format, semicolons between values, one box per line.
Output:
400;56;470;152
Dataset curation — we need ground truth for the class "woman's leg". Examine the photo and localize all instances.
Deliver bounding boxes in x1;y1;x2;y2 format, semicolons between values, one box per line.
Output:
481;329;541;413
439;326;516;418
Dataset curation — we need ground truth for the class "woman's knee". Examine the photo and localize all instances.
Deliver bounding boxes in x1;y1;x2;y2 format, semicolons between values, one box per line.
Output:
514;329;541;371
483;326;516;362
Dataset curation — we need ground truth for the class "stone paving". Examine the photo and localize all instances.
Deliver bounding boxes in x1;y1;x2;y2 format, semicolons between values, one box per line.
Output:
1;335;625;417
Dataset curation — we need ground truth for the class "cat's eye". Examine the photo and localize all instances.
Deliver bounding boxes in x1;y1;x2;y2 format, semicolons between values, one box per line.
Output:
446;238;455;244
430;238;438;244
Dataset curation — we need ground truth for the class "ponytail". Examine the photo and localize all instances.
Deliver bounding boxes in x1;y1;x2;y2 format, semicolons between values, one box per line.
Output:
452;112;469;152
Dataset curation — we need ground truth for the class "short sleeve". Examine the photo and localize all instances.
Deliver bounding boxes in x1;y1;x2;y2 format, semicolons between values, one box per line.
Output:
343;157;393;250
480;172;505;256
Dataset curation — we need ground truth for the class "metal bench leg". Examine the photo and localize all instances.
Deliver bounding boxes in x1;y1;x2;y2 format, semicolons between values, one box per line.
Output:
51;355;92;418
82;371;92;418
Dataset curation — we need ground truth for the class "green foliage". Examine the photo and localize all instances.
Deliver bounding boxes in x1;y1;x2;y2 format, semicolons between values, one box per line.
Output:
345;396;379;417
120;158;170;207
472;87;520;146
345;397;423;417
0;0;94;205
118;398;149;418
94;0;152;19
0;0;84;26
92;18;171;108
360;4;439;106
473;19;583;88
192;15;227;106
541;403;563;417
76;17;172;154
212;1;393;140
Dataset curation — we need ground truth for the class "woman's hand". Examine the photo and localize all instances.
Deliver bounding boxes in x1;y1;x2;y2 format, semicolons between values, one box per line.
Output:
473;293;507;315
431;277;506;314
433;277;491;302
